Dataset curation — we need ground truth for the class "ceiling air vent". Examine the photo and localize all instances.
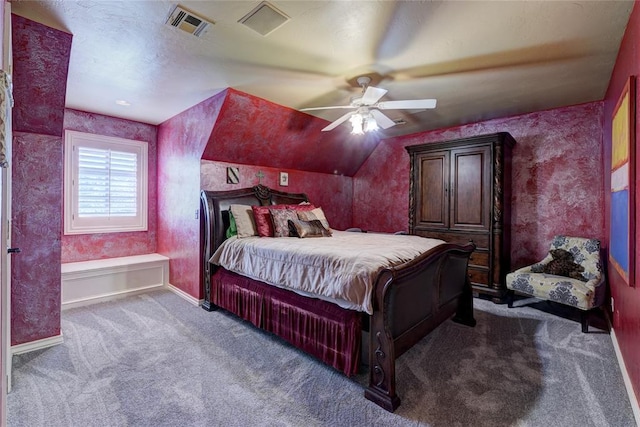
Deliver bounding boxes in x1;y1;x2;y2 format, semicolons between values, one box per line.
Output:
166;5;213;37
239;1;290;36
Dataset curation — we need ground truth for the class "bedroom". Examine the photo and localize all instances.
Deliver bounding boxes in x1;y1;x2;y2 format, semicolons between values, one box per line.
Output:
3;0;640;425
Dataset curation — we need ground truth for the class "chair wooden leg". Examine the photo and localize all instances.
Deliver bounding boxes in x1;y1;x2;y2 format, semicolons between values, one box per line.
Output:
506;290;515;308
580;310;589;333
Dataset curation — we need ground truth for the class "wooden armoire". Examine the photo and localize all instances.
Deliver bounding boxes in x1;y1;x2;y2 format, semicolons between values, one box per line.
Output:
406;132;515;302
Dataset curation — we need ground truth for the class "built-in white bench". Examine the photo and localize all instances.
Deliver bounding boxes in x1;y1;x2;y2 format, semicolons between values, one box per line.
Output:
61;253;169;309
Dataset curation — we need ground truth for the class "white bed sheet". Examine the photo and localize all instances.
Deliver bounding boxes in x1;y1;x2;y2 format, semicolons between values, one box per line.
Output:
209;230;444;314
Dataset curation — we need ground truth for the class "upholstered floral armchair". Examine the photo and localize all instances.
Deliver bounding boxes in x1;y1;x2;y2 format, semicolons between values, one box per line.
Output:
506;235;606;332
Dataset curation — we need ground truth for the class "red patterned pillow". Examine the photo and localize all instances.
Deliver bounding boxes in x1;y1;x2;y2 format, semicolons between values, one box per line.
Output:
252;205;284;237
286;203;316;211
252;203;316;237
270;209;298;237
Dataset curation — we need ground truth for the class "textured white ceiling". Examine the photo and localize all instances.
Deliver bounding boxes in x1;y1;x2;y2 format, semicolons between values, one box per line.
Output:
11;0;635;136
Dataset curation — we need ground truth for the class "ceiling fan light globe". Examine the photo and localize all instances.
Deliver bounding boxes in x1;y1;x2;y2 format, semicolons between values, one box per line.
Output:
350;113;364;134
365;115;379;132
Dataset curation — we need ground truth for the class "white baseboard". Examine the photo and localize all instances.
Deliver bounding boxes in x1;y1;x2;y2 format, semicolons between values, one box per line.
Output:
610;328;640;425
166;283;203;307
62;284;165;310
62;254;169;309
11;333;64;355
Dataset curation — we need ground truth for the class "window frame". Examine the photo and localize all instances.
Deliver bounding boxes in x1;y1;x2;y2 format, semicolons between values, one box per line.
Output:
64;130;148;235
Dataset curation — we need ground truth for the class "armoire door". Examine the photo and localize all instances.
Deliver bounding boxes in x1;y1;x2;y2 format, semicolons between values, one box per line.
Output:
449;145;491;231
415;150;450;229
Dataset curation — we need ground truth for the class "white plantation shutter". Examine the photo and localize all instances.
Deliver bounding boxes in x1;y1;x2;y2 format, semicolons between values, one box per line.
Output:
64;131;148;235
77;147;137;217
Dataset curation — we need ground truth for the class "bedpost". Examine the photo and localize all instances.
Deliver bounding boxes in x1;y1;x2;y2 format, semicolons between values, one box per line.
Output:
364;271;401;412
452;277;476;327
200;191;217;312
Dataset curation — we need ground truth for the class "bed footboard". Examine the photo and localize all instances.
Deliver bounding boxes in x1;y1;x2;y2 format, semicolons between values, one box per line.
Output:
364;243;476;412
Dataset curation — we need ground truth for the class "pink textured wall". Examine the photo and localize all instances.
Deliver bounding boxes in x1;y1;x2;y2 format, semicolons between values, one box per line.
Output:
160;88;358;300
202;89;380;177
61;109;158;262
11;17;71;345
11;14;71;136
200;161;352;231
602;1;640;404
11;133;62;344
157;92;227;299
353;102;605;269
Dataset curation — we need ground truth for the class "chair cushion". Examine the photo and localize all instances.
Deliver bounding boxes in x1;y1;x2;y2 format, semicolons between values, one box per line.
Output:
506;267;599;310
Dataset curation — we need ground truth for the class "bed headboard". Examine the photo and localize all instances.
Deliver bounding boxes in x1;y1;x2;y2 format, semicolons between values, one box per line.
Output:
200;184;309;308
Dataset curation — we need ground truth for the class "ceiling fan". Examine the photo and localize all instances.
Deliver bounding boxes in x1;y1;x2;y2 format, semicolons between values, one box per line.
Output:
300;75;437;133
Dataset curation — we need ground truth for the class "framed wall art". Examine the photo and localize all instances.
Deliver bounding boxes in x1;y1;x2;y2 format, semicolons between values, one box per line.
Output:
279;171;289;187
610;76;636;287
226;167;239;184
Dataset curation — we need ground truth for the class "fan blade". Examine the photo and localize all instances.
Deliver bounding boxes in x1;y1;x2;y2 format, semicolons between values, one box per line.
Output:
377;99;437;110
361;86;388;105
321;111;354;131
300;105;357;111
370;109;396;129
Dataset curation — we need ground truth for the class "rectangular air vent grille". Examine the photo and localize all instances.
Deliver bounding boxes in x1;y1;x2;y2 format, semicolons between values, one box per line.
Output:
166;5;213;37
239;1;290;36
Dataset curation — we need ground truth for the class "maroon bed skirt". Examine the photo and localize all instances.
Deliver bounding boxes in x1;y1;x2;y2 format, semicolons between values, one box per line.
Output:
211;268;362;376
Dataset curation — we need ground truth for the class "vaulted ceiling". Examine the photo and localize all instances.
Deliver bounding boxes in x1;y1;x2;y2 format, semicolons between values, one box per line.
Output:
12;1;634;140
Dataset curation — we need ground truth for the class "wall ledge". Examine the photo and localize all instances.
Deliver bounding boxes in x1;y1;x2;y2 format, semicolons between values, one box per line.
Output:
62;254;169;308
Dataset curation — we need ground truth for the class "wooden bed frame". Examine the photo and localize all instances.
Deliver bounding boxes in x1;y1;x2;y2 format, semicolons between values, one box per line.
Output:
200;184;476;412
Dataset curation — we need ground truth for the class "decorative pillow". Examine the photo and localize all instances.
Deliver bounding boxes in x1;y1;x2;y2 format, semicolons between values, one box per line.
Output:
297;207;330;230
225;210;237;239
270;209;299;237
286;203;316;212
543;248;587;281
288;219;332;238
252;205;286;237
251;204;316;236
229;204;258;238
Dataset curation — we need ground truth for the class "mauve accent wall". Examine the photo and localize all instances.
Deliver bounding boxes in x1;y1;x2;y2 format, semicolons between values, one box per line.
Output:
12;14;70;136
353;102;605;270
603;1;640;405
159;89;356;300
202;88;380;177
11;133;63;344
200;161;352;231
11;16;71;345
61;109;158;262
157;92;227;299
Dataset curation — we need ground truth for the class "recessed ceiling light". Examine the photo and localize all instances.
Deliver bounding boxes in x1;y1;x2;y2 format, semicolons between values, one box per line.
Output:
115;100;131;106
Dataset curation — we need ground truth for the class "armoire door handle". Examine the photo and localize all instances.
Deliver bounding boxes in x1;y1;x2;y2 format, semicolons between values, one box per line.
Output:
8;248;20;254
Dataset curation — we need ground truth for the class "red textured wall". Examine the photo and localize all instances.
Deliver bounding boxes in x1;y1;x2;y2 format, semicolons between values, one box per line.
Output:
354;102;605;270
202;88;381;177
61;109;158;262
11;133;63;344
602;1;640;405
200;161;352;231
157;92;227;299
160;88;358;300
12;14;71;136
11;17;71;345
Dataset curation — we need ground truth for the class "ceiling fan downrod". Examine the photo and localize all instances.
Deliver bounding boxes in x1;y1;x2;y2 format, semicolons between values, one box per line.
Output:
356;76;372;92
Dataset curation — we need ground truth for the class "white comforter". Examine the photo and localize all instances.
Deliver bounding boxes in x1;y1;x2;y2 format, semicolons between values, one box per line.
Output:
209;230;444;314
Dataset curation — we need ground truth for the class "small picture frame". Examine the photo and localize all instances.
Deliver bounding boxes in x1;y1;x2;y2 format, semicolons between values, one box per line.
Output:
279;171;289;187
226;167;239;184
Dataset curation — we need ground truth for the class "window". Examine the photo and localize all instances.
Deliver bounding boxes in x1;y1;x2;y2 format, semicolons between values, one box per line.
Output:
64;130;148;235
